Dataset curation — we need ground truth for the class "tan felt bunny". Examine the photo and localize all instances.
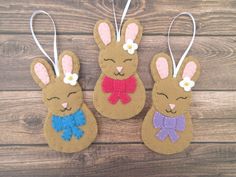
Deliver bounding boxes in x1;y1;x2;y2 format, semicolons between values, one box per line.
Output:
93;19;146;120
31;50;97;153
142;53;200;154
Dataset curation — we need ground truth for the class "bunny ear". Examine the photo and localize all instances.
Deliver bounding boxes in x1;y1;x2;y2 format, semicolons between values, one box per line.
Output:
93;20;115;49
121;19;143;44
178;57;200;82
151;53;173;82
31;59;55;88
59;50;80;77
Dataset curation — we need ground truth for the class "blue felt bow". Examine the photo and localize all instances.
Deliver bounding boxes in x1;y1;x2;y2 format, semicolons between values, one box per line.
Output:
52;109;86;141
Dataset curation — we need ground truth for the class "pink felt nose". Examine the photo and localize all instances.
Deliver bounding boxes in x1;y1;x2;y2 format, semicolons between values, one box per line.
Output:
169;104;176;110
62;102;68;108
116;66;123;73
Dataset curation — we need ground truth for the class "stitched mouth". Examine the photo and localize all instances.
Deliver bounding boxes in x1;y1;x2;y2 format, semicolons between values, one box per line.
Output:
60;107;72;112
165;109;177;114
114;72;125;76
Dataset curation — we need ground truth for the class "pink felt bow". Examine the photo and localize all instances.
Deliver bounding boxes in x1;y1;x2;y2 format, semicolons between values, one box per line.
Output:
102;75;137;104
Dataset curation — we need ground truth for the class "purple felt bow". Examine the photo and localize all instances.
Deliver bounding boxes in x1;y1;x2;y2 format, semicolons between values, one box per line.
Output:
153;112;185;143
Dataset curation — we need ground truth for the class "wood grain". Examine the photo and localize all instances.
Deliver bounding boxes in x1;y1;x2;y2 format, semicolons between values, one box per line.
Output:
1;90;236;144
0;144;236;177
0;0;236;176
1;35;236;91
1;0;236;36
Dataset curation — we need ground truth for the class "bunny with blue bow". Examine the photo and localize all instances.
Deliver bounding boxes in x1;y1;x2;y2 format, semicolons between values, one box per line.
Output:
30;11;97;153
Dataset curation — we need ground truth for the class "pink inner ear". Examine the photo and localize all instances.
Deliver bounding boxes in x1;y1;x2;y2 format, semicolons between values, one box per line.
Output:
182;61;197;79
34;63;50;85
156;57;169;79
125;23;139;42
62;55;73;75
98;22;111;46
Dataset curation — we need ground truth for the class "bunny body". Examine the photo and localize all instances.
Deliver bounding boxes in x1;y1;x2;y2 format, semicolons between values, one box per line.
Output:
94;73;145;119
142;107;193;154
31;50;97;153
93;19;145;120
142;53;200;154
44;103;97;152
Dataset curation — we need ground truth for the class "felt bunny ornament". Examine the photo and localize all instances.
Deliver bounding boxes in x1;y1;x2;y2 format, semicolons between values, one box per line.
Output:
30;11;97;153
93;0;146;120
142;13;200;154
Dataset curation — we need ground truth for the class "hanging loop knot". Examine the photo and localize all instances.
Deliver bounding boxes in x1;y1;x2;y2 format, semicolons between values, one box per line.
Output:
168;12;196;78
112;0;132;41
30;10;60;77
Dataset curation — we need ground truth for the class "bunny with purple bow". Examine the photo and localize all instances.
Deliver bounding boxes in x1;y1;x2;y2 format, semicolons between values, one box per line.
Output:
142;13;200;154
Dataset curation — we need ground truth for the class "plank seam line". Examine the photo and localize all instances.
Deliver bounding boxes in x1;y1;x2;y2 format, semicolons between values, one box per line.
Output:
1;142;236;147
0;32;234;37
1;89;236;92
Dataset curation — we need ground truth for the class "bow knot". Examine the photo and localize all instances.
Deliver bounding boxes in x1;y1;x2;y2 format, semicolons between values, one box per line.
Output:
153;112;185;143
102;75;136;104
52;110;86;141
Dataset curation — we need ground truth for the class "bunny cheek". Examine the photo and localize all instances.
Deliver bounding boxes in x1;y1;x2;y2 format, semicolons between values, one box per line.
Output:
98;42;138;80
152;79;192;117
42;79;83;117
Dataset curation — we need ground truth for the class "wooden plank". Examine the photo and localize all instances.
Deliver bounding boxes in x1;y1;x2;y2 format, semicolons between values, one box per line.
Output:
0;144;236;177
1;90;236;145
1;35;236;91
1;0;236;36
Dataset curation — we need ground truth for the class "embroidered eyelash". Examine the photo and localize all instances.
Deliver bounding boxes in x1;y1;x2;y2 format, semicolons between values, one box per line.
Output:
47;97;60;100
157;92;168;99
67;91;77;97
176;96;188;100
104;58;115;63
123;59;132;62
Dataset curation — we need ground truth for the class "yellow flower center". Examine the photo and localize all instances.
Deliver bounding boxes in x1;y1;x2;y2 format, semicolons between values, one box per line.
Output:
184;82;189;87
128;44;132;49
68;76;73;81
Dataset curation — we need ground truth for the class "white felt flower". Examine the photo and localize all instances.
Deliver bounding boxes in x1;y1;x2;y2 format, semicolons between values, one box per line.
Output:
179;77;195;92
63;73;78;86
123;39;138;54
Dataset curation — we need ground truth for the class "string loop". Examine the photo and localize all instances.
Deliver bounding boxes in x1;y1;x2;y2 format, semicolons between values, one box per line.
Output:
167;12;196;77
112;0;132;41
30;10;59;77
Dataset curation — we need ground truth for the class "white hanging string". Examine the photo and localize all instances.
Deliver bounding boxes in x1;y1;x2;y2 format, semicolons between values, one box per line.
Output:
112;0;132;41
167;12;196;77
30;10;60;77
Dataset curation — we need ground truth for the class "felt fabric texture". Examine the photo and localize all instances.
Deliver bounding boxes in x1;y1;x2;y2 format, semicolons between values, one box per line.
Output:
98;22;111;46
142;53;200;155
62;55;73;75
34;63;50;85
153;112;185;143
182;61;197;79
31;50;97;153
93;19;145;120
102;75;136;104
155;57;169;79
52;109;86;141
125;23;139;42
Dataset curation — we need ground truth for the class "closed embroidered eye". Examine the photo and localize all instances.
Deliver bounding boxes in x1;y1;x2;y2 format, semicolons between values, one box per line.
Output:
157;92;168;99
104;58;115;63
67;91;77;97
176;96;188;100
47;96;60;100
123;59;132;62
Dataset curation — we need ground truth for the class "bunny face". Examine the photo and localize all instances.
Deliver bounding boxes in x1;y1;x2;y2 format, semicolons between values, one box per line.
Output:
42;79;82;116
94;19;143;80
98;42;138;79
151;53;200;117
31;51;83;117
152;78;192;117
